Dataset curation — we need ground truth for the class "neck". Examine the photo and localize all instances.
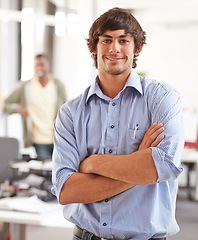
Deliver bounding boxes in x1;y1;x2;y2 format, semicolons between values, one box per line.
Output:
98;71;130;99
38;75;49;87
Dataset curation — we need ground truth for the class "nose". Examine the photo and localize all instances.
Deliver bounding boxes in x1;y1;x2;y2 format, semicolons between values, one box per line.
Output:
109;40;121;54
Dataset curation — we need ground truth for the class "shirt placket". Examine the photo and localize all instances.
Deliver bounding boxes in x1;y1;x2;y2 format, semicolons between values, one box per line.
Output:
105;99;120;154
99;99;120;238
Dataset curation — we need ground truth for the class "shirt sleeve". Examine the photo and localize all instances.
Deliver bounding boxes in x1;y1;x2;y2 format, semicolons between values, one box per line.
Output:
4;81;24;114
149;83;184;182
51;102;81;201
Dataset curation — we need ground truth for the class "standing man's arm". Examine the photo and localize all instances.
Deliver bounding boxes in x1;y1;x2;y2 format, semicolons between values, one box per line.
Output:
55;79;67;108
59;122;164;205
79;123;164;185
60;172;134;204
4;81;28;116
79;90;184;189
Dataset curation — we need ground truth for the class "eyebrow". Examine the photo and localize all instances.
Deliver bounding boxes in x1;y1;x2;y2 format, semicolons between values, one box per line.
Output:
101;34;132;38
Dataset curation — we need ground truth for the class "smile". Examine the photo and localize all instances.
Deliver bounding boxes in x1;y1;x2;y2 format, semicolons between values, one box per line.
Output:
105;56;124;61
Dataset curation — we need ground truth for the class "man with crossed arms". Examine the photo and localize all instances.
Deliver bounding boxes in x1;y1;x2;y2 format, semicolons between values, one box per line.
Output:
52;7;184;240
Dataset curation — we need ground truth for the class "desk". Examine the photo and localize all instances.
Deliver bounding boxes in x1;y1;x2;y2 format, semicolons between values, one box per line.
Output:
181;148;198;201
0;160;74;240
0;205;74;240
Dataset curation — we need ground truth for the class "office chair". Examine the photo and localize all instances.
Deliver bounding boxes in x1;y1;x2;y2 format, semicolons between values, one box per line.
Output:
0;137;20;183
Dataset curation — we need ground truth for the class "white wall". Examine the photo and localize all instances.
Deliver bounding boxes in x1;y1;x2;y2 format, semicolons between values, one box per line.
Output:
53;0;97;100
0;0;19;97
134;8;198;111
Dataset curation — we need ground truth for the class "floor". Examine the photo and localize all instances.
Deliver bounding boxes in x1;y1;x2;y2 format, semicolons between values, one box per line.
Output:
168;188;198;240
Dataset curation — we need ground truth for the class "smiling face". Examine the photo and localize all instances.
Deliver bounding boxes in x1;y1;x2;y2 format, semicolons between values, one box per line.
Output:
95;29;139;77
34;56;51;79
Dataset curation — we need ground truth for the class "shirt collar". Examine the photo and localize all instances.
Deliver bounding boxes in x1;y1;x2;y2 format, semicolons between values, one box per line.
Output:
86;69;143;104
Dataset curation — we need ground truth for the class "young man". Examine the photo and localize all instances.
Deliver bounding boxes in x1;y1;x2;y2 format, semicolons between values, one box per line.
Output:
4;54;66;159
52;8;184;240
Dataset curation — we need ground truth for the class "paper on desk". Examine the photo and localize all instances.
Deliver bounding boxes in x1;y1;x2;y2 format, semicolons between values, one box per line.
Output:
11;160;52;172
42;161;52;171
13;173;44;189
0;195;60;214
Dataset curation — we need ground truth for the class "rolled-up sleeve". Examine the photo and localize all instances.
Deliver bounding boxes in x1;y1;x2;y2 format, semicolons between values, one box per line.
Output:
149;84;184;182
151;147;183;182
51;103;80;201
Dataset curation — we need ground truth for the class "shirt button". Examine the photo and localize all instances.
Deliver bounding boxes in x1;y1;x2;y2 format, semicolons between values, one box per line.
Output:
112;102;115;106
110;125;114;128
103;223;107;226
109;149;112;153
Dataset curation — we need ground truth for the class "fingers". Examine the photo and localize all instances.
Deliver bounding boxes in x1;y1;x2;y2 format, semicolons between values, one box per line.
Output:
150;123;164;142
145;122;163;137
144;122;164;145
151;134;165;147
19;108;29;118
138;122;165;150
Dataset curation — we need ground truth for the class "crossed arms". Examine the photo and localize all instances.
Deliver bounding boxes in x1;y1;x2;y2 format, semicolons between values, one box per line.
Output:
59;122;164;205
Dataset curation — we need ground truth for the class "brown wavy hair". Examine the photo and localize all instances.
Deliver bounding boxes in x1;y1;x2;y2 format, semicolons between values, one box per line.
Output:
86;7;146;68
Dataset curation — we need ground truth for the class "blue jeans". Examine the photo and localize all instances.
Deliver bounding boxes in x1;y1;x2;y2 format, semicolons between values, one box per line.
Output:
73;236;80;240
33;143;53;159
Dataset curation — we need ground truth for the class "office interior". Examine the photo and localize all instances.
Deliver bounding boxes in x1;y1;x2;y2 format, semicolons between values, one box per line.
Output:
0;0;198;240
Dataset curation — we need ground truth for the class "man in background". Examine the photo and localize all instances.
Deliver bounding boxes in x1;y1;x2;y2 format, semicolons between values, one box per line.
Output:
4;54;66;159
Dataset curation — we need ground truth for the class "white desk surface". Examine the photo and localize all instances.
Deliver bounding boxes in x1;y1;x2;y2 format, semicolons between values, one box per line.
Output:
181;148;198;163
0;207;74;229
180;147;198;201
0;205;74;240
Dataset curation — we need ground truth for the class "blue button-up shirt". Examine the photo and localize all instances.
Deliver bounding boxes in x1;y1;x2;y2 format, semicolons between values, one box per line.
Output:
52;69;184;240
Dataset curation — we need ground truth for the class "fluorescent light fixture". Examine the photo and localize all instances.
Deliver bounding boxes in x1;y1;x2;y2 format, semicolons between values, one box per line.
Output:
55;11;66;36
22;7;34;15
55;11;66;21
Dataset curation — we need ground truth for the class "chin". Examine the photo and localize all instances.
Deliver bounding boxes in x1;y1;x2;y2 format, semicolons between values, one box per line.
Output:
107;67;128;75
37;71;45;77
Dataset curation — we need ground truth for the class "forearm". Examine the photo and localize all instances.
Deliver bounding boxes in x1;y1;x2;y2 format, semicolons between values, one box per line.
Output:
59;122;163;205
59;172;134;205
4;93;22;114
80;148;158;185
4;100;19;114
4;83;24;114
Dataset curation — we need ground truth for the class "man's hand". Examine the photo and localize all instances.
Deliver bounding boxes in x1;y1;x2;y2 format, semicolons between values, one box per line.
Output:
138;122;164;150
18;108;29;118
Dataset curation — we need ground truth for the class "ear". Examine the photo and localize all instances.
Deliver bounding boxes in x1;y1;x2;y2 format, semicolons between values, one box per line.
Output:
134;46;142;56
92;49;97;55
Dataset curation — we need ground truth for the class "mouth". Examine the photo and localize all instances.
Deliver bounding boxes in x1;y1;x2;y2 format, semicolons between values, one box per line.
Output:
105;56;124;61
37;71;45;77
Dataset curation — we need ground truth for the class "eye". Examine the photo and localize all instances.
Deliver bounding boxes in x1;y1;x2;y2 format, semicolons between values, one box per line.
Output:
120;39;129;44
102;39;112;43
